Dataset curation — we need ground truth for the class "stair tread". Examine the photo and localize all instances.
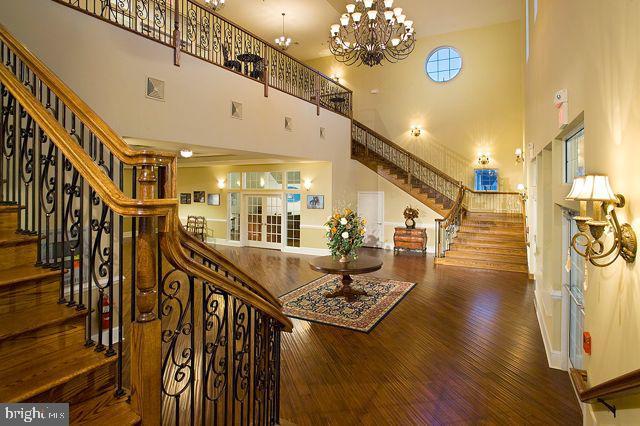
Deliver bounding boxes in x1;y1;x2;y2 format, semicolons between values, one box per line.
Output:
0;301;87;342
437;257;528;273
0;264;60;289
0;204;24;212
70;392;140;425
0;230;39;247
445;250;527;264
0;326;115;402
457;231;524;240
449;245;527;255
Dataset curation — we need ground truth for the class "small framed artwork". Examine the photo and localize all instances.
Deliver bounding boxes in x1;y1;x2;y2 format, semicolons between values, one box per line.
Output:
207;193;220;206
193;191;206;203
180;193;192;204
307;195;324;210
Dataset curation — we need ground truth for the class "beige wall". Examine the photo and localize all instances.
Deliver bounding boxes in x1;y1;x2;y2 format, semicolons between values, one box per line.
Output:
526;0;640;423
308;20;525;190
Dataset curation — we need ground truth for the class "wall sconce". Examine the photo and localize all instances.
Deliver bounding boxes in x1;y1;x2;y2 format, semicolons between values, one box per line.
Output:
410;126;422;137
515;148;524;164
303;179;313;191
477;153;490;166
566;175;637;266
331;74;340;83
516;183;527;199
217;178;226;189
180;149;193;158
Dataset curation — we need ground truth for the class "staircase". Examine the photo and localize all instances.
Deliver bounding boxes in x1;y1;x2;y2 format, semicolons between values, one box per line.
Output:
351;120;459;217
0;23;290;425
436;212;528;274
0;205;139;424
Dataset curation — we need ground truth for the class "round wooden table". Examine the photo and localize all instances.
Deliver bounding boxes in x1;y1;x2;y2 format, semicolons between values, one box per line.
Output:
309;255;383;302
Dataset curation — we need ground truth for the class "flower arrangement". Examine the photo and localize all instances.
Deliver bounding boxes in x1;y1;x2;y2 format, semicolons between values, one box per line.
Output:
324;208;366;262
403;206;419;229
403;206;419;220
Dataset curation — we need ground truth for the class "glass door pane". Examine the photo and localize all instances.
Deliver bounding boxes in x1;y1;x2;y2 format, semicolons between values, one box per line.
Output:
229;192;240;241
265;196;283;244
247;196;263;242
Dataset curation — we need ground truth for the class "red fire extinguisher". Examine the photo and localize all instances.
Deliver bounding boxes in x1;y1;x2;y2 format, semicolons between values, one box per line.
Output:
100;294;111;330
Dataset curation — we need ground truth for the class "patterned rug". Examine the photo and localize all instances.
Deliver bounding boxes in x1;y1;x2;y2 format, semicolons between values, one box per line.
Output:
280;275;416;333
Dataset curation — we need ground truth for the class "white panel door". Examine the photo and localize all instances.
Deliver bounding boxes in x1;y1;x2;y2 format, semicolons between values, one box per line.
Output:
357;192;384;248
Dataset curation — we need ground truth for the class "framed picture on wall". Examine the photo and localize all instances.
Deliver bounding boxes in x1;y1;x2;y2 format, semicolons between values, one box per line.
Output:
193;191;206;203
180;193;192;204
307;195;324;210
207;193;220;206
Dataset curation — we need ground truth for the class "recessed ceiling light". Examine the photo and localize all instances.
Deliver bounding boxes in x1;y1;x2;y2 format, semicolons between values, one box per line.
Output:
180;149;193;158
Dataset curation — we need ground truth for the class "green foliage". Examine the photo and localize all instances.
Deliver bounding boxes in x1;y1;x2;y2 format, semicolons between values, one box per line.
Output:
324;208;366;259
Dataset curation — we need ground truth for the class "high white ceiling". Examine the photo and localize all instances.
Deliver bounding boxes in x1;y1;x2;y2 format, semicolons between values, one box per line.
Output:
201;0;522;60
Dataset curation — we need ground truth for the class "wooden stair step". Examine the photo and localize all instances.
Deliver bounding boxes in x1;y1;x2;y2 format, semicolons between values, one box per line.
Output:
445;249;527;265
0;300;87;342
0;264;60;290
453;238;526;248
436;257;528;273
465;212;523;220
0;325;116;403
461;220;524;229
456;231;524;242
70;392;140;425
0;204;23;231
449;245;527;256
0;230;40;270
458;226;523;236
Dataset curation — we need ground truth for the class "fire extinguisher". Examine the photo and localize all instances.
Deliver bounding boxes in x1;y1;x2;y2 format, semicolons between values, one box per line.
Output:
100;294;111;330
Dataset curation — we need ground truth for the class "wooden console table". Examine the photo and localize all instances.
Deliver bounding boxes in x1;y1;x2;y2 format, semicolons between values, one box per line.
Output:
393;227;427;256
308;255;383;302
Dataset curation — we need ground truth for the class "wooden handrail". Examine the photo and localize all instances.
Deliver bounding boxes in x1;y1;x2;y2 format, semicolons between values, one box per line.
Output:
0;43;292;331
570;368;640;411
352;120;462;187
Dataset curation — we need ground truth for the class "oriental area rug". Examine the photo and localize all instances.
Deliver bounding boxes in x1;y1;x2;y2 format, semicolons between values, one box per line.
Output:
280;275;415;333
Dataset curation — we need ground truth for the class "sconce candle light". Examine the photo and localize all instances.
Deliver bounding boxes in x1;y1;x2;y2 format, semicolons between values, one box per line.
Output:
515;148;524;163
566;174;636;266
217;178;226;189
303;179;313;191
477;153;490;166
411;126;422;137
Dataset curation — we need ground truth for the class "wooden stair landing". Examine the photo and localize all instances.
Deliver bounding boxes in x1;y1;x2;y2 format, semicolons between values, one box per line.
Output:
436;212;528;274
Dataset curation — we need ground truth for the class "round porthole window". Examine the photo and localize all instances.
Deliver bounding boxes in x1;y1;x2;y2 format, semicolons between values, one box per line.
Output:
425;47;462;83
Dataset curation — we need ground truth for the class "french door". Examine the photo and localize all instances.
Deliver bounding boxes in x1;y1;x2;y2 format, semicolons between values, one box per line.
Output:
246;195;283;249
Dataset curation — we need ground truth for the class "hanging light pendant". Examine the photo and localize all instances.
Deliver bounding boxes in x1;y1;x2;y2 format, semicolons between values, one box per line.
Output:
204;0;226;11
329;0;416;67
275;13;292;51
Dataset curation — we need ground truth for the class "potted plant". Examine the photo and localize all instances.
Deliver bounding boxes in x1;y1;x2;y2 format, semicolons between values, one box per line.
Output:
403;206;419;229
324;208;366;262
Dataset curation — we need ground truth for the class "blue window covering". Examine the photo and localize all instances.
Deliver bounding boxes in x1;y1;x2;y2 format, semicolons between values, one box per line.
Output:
474;169;498;191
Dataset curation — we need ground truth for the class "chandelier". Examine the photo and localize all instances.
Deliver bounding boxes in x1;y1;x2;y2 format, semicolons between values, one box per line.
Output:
204;0;226;11
329;0;415;67
275;13;292;50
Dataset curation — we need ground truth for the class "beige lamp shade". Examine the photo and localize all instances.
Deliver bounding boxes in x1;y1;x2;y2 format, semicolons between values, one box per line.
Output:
565;176;585;200
572;175;618;202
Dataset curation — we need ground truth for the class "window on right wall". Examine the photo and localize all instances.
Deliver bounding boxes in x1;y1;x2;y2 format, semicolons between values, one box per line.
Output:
564;127;585;184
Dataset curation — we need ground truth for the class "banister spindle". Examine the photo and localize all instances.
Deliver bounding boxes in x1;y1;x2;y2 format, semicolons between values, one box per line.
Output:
131;164;161;425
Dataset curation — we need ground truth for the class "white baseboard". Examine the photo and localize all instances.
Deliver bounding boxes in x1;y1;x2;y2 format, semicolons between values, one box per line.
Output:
382;242;435;254
282;246;331;256
534;288;564;370
207;237;242;247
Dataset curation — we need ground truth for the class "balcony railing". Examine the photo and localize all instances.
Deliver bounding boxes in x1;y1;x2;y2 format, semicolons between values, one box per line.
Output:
52;0;353;118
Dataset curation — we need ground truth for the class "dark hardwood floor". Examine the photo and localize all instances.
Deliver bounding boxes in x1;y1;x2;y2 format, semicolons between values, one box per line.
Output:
212;245;582;425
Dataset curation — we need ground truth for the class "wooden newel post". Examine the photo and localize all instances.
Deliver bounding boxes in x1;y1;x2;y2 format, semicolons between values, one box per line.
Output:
173;0;181;66
131;165;162;425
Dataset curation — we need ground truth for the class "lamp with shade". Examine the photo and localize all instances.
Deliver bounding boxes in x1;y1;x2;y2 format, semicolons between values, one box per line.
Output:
565;174;636;266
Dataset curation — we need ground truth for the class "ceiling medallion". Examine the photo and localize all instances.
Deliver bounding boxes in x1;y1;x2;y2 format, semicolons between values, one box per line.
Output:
204;0;226;11
329;0;415;67
275;13;293;51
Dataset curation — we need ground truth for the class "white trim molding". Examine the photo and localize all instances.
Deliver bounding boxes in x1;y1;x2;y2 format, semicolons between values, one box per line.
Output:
534;287;564;370
300;224;325;230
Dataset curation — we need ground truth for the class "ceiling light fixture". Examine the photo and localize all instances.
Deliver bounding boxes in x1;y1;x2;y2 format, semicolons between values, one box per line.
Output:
180;149;193;158
275;13;292;51
329;0;416;67
204;0;226;11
